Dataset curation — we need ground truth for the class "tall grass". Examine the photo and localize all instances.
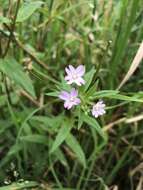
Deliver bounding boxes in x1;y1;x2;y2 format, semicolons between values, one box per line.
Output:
0;0;143;189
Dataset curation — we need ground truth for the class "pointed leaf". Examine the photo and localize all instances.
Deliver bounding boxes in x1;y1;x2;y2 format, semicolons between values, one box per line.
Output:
16;1;44;22
20;135;48;145
82;113;107;141
0;58;36;97
83;69;96;92
66;134;86;168
0;16;11;24
50;119;73;153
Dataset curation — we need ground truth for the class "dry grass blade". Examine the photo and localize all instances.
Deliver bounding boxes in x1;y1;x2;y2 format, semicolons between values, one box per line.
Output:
103;117;126;132
113;185;118;190
103;113;143;132
130;162;143;176
136;176;143;190
118;41;143;90
130;163;143;190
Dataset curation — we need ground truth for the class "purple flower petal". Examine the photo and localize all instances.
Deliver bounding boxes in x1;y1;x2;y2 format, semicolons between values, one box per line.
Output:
65;67;71;75
64;101;69;109
65;75;71;81
75;80;82;86
74;77;85;86
70;88;78;97
92;100;106;118
59;91;70;101
64;65;85;86
67;103;73;110
59;89;80;110
74;98;81;105
77;77;85;85
67;80;73;84
76;65;85;76
69;65;75;73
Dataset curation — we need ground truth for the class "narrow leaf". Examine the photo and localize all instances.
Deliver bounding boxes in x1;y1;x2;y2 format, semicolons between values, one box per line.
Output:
20;135;48;145
45;91;59;97
0;181;38;190
82;113;107;141
16;1;44;22
0;58;36;98
109;94;143;102
92;90;119;98
66;134;86;168
91;90;143;102
0;16;11;24
50;119;73;153
84;69;96;92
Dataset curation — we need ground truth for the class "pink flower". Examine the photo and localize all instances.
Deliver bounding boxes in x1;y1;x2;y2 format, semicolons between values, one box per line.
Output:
65;65;85;86
92;100;106;118
59;88;81;110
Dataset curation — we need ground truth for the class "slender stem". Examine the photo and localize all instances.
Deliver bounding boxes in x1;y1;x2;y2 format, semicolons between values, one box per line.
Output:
49;0;54;12
3;24;49;70
0;36;2;56
2;0;21;58
91;0;96;27
4;76;12;105
49;156;63;189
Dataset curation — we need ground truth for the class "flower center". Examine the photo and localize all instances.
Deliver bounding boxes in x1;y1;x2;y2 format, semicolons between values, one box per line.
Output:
70;96;75;102
72;74;78;80
93;104;100;111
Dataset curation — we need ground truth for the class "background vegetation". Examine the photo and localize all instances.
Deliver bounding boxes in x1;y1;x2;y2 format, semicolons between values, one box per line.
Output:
0;0;143;189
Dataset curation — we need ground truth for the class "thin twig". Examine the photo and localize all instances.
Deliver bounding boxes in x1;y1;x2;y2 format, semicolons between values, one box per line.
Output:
15;37;49;70
19;90;40;107
3;24;49;70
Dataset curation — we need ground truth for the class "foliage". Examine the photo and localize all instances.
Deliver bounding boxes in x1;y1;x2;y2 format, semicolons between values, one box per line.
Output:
0;0;143;189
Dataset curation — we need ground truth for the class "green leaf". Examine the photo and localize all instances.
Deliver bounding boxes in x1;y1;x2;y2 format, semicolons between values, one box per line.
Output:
83;69;96;92
92;90;119;98
65;134;86;168
54;148;69;167
20;135;48;145
0;144;23;168
16;1;44;22
31;115;63;129
0;120;12;134
77;108;83;130
60;74;71;91
7;144;23;156
45;91;59;97
91;90;143;102
50;119;73;153
108;94;143;102
0;181;38;190
0;16;11;24
0;58;36;98
82;113;107;141
85;82;98;98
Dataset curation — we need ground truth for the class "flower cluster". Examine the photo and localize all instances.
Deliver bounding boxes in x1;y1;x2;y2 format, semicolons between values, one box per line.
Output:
59;65;106;118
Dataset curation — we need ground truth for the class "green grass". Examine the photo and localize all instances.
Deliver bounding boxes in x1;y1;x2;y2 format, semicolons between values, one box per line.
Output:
0;0;143;189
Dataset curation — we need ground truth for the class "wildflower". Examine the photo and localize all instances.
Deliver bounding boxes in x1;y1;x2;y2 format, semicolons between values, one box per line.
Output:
59;88;81;110
92;100;106;118
65;65;85;86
